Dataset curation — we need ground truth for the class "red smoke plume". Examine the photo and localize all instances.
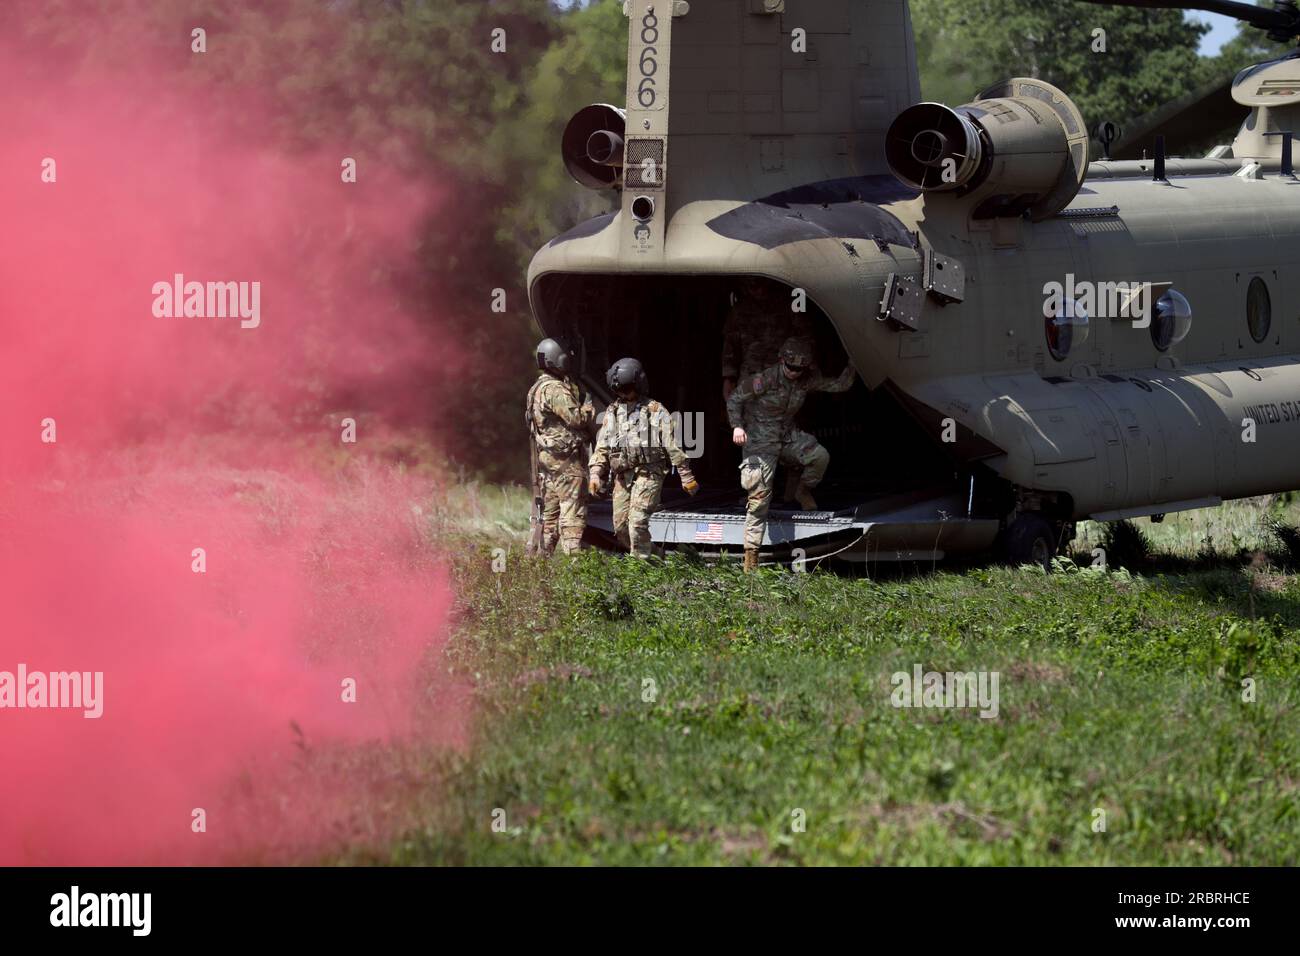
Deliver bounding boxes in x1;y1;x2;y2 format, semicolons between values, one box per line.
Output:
0;5;465;863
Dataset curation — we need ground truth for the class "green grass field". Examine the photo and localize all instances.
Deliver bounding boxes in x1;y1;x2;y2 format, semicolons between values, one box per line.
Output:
350;489;1300;865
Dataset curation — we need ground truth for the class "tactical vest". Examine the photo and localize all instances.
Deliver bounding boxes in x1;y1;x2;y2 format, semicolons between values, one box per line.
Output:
605;400;671;473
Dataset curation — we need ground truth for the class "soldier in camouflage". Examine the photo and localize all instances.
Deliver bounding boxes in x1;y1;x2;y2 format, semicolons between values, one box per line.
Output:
720;277;814;399
526;338;595;555
588;357;699;558
726;337;857;572
721;277;814;502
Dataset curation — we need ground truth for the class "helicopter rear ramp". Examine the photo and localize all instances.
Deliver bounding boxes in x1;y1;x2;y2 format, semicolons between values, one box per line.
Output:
585;486;1001;564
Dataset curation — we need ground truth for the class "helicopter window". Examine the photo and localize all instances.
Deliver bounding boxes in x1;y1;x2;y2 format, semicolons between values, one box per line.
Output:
1150;289;1192;351
1247;277;1271;343
1045;298;1089;362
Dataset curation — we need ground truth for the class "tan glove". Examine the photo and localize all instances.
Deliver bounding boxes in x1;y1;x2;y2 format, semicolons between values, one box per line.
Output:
679;465;699;496
588;476;602;497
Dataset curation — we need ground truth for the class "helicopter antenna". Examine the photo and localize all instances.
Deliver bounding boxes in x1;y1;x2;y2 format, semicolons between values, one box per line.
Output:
1073;1;1300;44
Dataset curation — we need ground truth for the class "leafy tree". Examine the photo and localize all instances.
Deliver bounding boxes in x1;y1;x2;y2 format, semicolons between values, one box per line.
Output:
494;0;628;269
20;0;567;479
911;0;1214;132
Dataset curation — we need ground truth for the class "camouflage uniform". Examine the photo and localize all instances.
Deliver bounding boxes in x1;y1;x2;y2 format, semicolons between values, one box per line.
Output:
526;372;594;554
720;297;814;382
722;296;814;501
589;398;693;558
726;361;856;550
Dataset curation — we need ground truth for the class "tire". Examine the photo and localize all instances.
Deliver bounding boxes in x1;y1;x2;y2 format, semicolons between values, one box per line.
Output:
1002;512;1056;571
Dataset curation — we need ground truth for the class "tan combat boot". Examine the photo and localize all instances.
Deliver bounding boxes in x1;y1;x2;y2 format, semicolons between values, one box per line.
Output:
743;548;758;573
793;484;818;511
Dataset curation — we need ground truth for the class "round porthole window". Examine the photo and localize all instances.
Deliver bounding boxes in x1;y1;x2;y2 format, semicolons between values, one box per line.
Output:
1045;298;1090;361
1150;289;1192;351
1247;277;1271;343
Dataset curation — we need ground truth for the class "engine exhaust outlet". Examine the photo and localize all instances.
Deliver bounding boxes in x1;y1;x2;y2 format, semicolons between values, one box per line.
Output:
562;103;627;190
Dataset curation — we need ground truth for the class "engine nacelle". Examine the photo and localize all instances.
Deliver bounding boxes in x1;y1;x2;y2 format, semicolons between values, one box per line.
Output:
886;78;1089;221
562;103;627;190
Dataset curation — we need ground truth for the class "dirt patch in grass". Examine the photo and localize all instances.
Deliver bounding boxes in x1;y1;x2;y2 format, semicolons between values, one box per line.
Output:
861;801;1014;842
511;664;595;689
1252;572;1292;594
1006;661;1069;684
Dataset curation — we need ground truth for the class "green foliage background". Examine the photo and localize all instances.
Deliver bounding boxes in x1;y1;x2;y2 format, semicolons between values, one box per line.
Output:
914;0;1212;118
22;0;1292;478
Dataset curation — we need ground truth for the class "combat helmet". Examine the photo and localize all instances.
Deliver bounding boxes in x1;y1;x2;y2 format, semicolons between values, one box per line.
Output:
536;338;575;375
606;357;649;397
779;337;814;375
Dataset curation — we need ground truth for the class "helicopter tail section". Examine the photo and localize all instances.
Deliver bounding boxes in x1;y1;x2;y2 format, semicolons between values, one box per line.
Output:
559;0;921;251
662;0;920;212
614;0;677;263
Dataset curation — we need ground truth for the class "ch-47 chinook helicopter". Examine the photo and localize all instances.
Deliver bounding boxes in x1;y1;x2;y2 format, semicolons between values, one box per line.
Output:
527;0;1300;568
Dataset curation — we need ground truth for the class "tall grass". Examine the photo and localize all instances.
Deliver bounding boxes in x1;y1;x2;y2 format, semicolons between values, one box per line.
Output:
347;486;1300;866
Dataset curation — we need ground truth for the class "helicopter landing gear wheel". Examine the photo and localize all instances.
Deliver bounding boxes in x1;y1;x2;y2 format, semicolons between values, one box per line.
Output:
1002;512;1056;571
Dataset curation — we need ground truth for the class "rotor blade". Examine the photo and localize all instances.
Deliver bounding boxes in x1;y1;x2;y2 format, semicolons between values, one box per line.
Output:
1070;0;1300;39
1096;71;1240;160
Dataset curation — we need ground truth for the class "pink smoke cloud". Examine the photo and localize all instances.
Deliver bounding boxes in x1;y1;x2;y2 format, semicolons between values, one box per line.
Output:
0;5;467;864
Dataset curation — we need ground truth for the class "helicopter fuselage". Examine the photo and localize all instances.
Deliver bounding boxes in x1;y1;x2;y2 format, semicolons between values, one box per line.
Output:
530;162;1300;528
527;0;1300;558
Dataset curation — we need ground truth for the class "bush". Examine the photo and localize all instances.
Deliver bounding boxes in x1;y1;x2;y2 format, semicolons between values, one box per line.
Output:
1099;519;1150;569
1264;516;1300;569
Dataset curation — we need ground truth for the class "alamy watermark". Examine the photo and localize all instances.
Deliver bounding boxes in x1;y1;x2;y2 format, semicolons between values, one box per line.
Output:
152;273;261;329
1043;274;1152;328
50;886;150;936
0;664;103;718
890;664;999;719
601;404;705;458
